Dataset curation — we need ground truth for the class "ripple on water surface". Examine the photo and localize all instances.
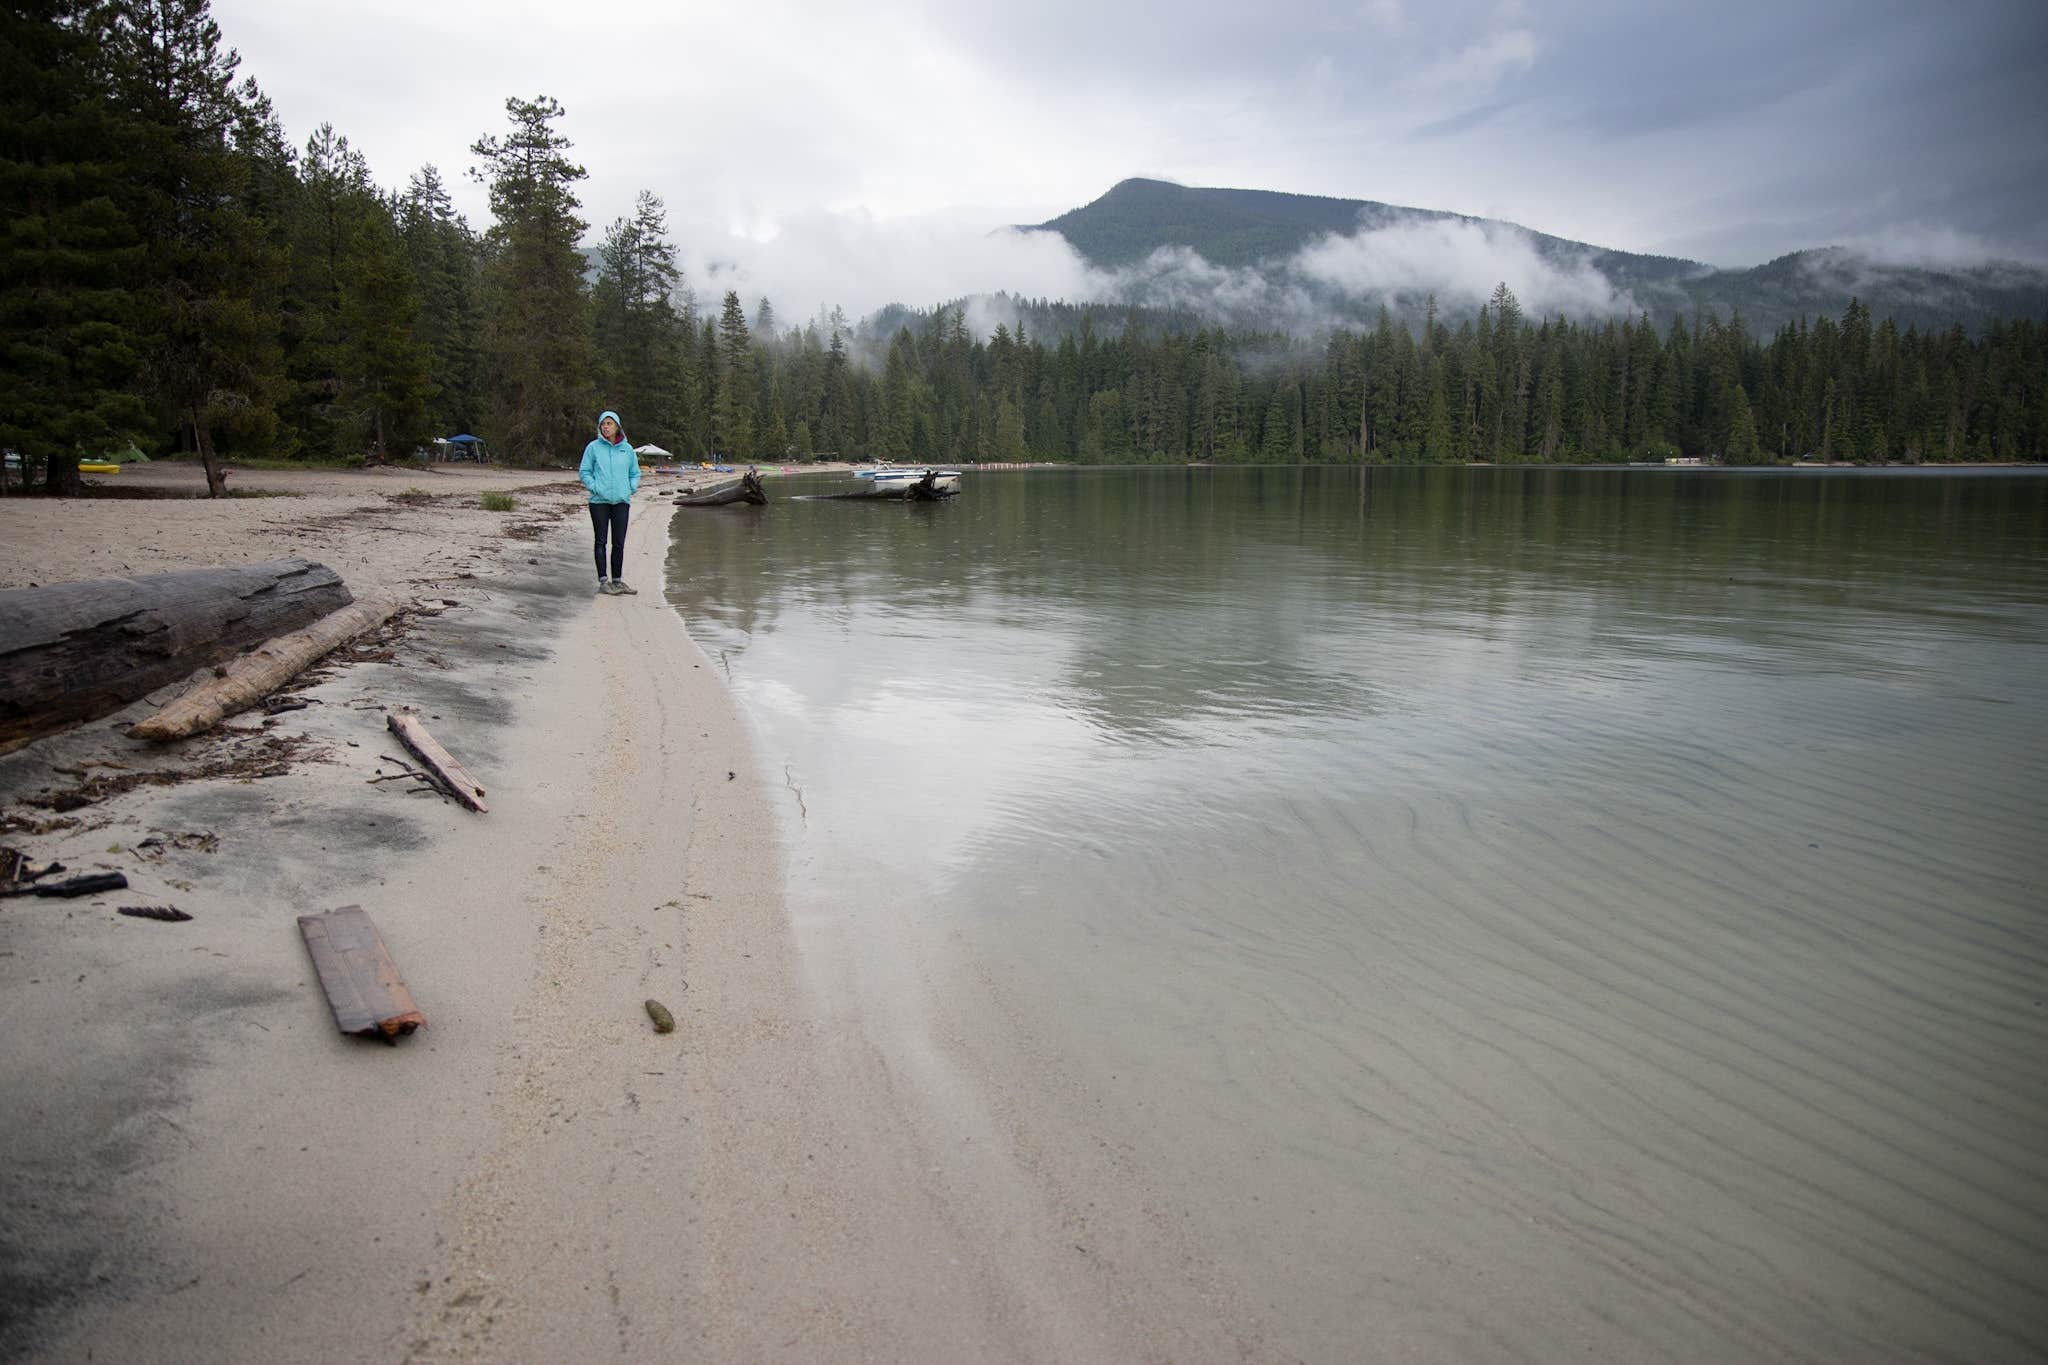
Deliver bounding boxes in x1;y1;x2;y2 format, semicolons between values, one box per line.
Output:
668;466;2048;1360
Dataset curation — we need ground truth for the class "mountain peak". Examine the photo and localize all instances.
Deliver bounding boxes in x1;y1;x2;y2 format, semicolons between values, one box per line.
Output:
1023;179;2046;335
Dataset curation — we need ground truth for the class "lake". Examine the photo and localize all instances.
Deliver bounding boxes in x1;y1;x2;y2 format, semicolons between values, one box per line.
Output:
666;465;2048;1361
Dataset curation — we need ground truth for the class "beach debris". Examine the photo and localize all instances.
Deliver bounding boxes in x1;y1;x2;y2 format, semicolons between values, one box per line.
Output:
0;558;352;756
118;905;193;922
297;905;425;1042
386;709;488;812
0;847;65;896
644;999;676;1033
20;734;315;813
135;831;219;859
32;871;128;898
131;597;402;742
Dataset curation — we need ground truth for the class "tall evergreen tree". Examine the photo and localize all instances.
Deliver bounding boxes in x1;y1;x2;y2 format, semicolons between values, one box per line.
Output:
398;163;484;438
470;94;591;463
591;189;685;445
713;289;754;458
0;0;152;494
110;0;285;495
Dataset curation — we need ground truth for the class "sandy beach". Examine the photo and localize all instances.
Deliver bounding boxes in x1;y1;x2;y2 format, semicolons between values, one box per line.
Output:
0;462;1183;1362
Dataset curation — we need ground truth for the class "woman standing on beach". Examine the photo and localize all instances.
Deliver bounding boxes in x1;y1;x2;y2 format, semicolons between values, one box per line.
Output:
580;410;641;594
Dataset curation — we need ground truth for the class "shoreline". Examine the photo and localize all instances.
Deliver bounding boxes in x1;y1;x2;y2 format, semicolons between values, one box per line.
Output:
0;473;749;1357
0;467;1149;1360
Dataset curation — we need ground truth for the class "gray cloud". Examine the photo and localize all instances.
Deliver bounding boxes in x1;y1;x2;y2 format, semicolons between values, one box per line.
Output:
210;0;2048;321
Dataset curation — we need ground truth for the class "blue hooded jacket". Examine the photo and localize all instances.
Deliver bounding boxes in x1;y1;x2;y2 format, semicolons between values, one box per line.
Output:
579;410;641;504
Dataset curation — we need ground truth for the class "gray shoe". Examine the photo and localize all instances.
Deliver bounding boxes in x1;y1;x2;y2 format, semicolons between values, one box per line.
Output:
611;579;638;595
597;580;612;594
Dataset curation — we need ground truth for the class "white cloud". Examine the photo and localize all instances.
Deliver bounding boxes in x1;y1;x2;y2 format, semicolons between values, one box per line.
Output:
1835;224;2043;270
671;209;1099;330
1293;218;1632;316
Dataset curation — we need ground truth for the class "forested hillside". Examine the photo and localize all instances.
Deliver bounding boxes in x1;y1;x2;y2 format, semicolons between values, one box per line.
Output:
1029;179;2048;337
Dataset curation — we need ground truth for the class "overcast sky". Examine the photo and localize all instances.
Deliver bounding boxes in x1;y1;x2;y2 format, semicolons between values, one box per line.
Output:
214;0;2048;321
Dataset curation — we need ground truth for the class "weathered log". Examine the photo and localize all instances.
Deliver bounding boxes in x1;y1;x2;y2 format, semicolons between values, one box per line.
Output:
0;559;353;756
386;709;488;812
129;597;402;742
298;905;424;1040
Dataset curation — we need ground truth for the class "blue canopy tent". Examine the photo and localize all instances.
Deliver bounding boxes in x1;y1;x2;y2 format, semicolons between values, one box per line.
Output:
432;434;490;463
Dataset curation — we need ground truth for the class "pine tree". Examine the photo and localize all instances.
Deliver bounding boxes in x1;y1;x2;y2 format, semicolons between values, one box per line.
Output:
344;203;430;459
111;0;286;495
820;327;851;458
282;124;427;460
0;0;152;494
591;190;685;445
399;164;484;437
1423;360;1454;461
1723;383;1761;464
470;95;591;463
713;289;754;458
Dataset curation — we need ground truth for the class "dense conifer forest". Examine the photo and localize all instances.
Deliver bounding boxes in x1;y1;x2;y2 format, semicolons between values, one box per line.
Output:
5;0;2044;495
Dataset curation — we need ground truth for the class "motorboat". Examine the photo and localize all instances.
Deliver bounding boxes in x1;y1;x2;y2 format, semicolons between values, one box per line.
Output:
857;465;961;496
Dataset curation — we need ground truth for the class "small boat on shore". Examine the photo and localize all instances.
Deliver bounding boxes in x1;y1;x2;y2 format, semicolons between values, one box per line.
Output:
815;468;958;501
674;469;767;506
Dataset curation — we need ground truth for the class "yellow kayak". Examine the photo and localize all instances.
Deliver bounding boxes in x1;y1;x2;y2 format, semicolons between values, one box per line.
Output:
78;462;120;474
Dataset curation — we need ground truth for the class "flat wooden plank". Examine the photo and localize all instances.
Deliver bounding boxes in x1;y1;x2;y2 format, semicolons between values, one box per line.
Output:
297;905;425;1040
387;710;489;812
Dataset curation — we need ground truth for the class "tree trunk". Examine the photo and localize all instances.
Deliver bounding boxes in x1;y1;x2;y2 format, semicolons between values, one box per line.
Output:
0;559;352;756
193;406;227;498
45;453;83;498
130;596;401;741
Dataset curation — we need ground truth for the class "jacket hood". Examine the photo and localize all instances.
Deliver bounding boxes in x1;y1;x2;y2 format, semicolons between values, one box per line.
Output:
597;410;624;443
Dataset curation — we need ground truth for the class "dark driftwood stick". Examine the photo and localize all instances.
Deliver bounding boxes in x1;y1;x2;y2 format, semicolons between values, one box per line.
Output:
386;710;488;812
0;559;352;755
32;872;128;898
130;597;401;741
298;906;425;1040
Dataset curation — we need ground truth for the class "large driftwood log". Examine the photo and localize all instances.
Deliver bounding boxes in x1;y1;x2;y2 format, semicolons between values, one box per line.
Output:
129;597;402;742
0;559;352;756
386;709;488;812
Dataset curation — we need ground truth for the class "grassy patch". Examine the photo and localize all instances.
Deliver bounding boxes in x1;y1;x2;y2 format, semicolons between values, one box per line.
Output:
388;488;441;506
479;491;517;512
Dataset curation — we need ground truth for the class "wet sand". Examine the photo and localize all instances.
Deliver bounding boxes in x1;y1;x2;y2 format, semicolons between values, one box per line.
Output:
0;467;1154;1361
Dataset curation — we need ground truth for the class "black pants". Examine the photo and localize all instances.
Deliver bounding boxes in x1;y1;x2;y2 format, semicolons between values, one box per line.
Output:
589;501;629;580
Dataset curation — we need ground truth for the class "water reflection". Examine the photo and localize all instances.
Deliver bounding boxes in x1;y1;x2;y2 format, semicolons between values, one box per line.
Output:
666;466;2048;1359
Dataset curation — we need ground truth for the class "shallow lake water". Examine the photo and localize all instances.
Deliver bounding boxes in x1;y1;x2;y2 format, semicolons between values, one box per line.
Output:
668;466;2048;1361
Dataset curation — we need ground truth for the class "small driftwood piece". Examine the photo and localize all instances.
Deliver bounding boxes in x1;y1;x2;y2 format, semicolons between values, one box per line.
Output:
386;710;488;812
130;598;402;742
297;905;424;1041
0;559;351;755
32;871;128;898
